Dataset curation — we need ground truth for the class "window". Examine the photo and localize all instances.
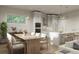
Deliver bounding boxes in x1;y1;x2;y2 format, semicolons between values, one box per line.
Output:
7;15;26;23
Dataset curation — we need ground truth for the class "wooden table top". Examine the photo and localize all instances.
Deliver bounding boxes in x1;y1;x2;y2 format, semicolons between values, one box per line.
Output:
14;34;42;40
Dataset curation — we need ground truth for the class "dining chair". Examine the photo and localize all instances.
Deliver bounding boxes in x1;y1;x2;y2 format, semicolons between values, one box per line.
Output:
48;32;60;46
7;33;26;54
40;33;48;50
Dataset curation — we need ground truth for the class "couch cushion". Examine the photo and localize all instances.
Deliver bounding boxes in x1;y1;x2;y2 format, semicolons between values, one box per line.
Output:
65;42;73;48
73;42;79;50
65;39;78;48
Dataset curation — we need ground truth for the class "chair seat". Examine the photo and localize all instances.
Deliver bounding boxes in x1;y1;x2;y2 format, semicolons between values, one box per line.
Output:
13;43;24;49
13;41;23;44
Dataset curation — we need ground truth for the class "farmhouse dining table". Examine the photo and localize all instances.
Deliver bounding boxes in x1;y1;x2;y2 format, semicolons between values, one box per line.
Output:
14;34;42;54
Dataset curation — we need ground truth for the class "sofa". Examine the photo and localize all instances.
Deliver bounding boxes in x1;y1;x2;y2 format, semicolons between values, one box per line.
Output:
55;39;79;54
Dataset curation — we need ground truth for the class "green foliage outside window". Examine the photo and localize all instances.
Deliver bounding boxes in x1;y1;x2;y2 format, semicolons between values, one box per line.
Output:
7;15;26;23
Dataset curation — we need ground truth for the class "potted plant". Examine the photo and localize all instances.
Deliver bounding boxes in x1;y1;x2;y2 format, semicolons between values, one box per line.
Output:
0;22;7;39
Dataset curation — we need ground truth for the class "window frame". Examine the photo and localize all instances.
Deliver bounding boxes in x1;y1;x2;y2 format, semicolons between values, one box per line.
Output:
7;15;26;23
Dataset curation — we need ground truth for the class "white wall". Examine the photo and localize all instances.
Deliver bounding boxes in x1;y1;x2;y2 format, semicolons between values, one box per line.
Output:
0;6;33;33
60;10;79;33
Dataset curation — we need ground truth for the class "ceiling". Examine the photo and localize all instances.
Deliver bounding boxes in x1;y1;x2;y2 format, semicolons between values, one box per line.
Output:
2;5;79;14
